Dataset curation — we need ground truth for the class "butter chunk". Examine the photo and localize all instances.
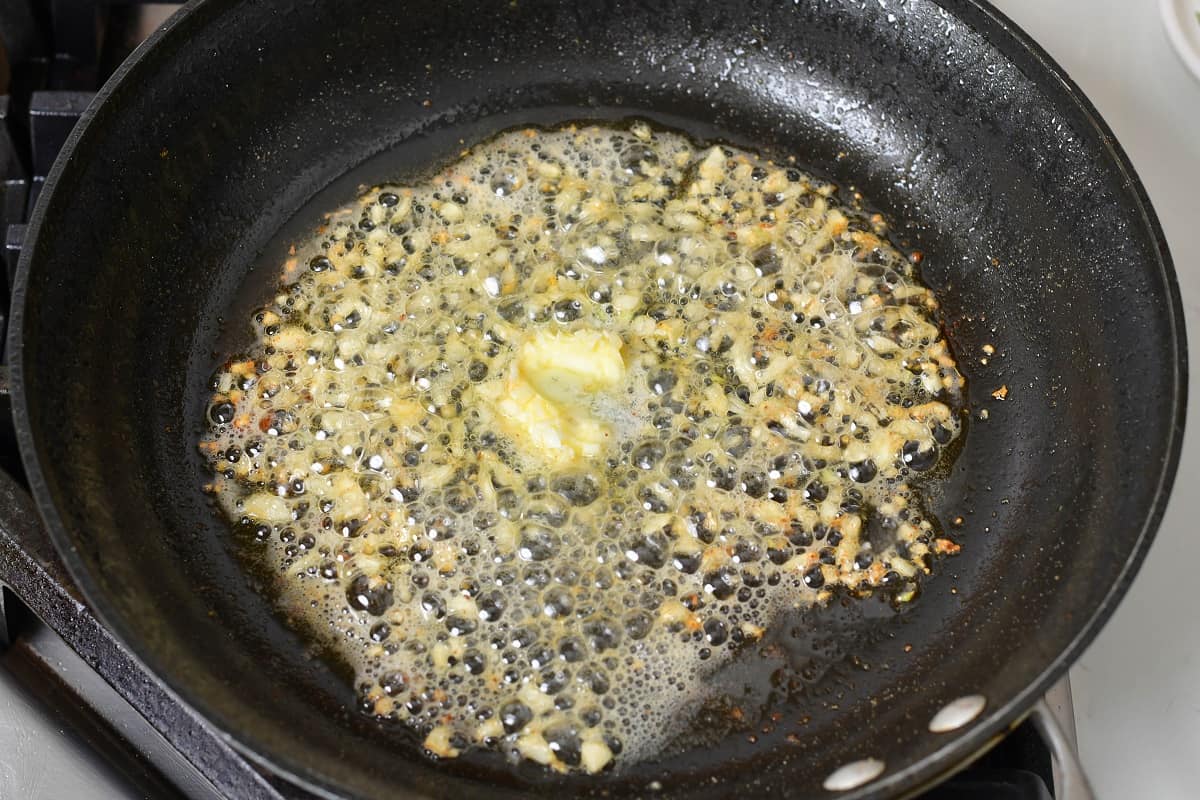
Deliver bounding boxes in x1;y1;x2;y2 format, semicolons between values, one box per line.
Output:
479;329;625;465
518;329;625;404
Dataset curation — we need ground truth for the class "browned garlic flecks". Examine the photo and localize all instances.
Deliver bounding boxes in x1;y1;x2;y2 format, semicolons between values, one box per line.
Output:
201;122;964;774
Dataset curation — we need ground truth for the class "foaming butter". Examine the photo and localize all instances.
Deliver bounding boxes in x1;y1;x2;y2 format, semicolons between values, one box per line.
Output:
200;122;964;774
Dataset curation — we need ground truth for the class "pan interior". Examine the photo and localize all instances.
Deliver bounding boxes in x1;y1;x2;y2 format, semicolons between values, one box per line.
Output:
12;0;1181;798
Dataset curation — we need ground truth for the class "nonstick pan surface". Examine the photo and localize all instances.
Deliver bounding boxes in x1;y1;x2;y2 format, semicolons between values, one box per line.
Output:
8;0;1186;797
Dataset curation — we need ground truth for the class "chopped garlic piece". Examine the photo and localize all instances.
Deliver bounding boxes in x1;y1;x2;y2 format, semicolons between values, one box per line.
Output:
580;739;614;773
242;494;291;524
516;732;555;765
424;725;460;758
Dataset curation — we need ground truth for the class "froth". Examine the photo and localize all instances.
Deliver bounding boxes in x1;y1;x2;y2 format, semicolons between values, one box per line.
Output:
200;121;964;773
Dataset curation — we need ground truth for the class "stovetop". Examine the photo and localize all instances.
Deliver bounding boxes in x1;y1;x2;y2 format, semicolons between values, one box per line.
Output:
0;2;1103;798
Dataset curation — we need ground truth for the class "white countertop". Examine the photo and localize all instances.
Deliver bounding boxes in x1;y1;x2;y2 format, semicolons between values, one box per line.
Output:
989;2;1199;798
1;1;1196;798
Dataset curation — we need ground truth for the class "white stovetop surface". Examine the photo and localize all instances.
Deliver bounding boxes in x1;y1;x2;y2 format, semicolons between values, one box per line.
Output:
996;1;1200;797
1;1;1196;797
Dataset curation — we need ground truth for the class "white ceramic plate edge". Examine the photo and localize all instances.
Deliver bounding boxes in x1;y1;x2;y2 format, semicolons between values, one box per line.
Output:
1161;0;1200;82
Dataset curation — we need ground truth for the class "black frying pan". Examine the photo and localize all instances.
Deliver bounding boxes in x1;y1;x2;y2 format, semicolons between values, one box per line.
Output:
7;0;1187;798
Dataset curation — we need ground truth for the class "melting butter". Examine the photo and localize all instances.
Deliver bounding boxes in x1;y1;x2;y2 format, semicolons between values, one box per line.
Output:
479;329;626;466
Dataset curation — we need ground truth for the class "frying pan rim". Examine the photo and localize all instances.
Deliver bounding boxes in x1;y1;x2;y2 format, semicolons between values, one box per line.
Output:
6;0;1187;798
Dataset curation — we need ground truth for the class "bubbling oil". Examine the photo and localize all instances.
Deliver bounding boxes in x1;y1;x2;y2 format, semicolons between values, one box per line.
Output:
200;122;964;774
